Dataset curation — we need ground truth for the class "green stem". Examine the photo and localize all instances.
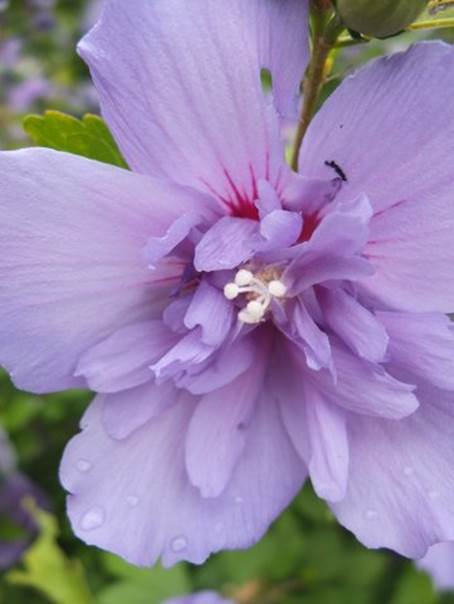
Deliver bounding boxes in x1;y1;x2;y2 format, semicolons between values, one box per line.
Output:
290;16;343;171
408;16;454;30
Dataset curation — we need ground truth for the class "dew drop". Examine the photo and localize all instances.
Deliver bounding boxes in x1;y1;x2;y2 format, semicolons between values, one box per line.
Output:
428;490;440;500
365;509;378;520
77;459;92;472
80;506;105;531
234;496;244;504
214;522;223;534
171;536;187;553
403;466;414;476
126;495;139;507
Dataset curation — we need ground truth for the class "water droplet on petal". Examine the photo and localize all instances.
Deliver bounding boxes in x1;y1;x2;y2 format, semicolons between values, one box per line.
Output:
77;459;92;472
171;536;187;553
403;466;414;476
214;522;223;534
234;496;244;504
126;495;139;507
365;509;378;520
428;490;440;500
80;506;105;531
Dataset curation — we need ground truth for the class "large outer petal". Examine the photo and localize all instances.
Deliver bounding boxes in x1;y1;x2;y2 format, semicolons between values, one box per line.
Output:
60;389;306;567
0;149;208;393
298;43;454;312
79;0;308;203
418;542;454;591
377;312;454;391
332;383;454;558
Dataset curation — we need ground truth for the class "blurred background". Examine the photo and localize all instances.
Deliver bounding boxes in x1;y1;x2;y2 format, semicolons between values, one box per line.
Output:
1;1;454;603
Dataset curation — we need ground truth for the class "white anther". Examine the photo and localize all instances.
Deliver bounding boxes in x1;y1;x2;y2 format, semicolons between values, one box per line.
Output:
268;280;287;298
224;267;288;325
238;309;262;324
235;269;254;287
224;283;240;300
246;300;265;320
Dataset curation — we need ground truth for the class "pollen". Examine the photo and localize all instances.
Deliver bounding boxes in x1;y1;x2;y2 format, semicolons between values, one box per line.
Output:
223;267;288;324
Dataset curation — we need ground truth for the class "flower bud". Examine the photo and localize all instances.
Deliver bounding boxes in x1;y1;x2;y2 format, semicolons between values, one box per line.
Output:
335;0;429;38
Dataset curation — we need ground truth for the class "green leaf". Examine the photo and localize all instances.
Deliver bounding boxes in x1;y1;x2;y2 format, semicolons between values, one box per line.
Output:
98;553;191;604
23;110;128;169
7;504;95;604
390;567;437;604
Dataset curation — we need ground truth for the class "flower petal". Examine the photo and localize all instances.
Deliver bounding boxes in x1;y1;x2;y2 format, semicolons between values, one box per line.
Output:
377;312;454;391
180;334;257;395
185;358;266;498
151;330;215;384
259;210;302;251
418;542;454;591
290;301;332;371
76;321;178;393
312;344;419;420
275;345;348;502
194;217;260;272
305;387;349;503
164;593;233;604
0;149;202;393
284;195;374;293
101;380;178;440
184;281;234;347
60;388;306;567
320;288;389;363
79;0;308;205
332;383;454;557
299;43;454;312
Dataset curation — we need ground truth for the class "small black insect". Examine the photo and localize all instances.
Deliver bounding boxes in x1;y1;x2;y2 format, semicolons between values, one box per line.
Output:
324;160;348;183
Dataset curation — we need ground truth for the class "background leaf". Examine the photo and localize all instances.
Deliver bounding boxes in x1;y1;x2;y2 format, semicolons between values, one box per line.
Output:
23;110;128;168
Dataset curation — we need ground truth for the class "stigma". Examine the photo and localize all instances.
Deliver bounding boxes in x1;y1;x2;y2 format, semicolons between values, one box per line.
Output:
223;268;287;324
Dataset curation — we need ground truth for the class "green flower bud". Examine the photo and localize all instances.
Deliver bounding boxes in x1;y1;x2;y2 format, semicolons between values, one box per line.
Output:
335;0;429;38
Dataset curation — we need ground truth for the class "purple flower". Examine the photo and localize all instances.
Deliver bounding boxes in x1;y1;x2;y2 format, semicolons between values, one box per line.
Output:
418;543;454;591
0;38;22;70
1;0;454;568
7;77;53;112
0;430;48;569
163;592;233;604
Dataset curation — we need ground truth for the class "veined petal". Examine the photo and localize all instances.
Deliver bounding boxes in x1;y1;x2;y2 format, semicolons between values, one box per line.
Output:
60;387;306;567
332;383;454;558
291;301;332;372
184;280;234;347
0;149;204;393
299;42;454;312
194;217;260;272
320;288;389;363
164;593;233;604
418;542;454;591
185;356;266;498
180;334;257;395
79;0;309;207
101;381;179;440
76;321;178;393
151;330;215;383
311;344;419;420
305;387;349;503
284;195;374;293
273;342;348;502
377;312;454;391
